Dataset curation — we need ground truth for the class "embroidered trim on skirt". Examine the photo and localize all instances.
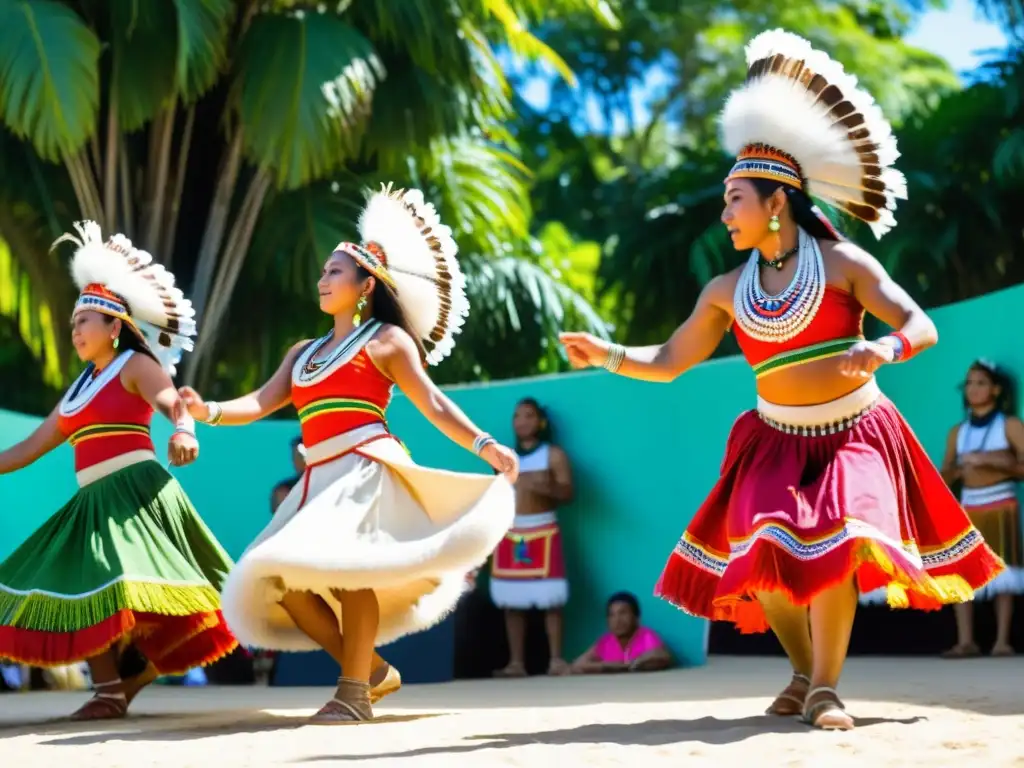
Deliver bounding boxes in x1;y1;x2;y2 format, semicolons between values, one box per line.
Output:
0;460;237;672
655;379;1005;633
221;423;515;650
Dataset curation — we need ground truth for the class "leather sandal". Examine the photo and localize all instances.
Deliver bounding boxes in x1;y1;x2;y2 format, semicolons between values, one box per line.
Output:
369;663;401;704
802;686;854;731
765;672;810;716
69;678;129;721
309;676;373;724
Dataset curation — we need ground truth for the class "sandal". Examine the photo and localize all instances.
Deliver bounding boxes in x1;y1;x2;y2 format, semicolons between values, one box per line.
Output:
547;657;571;676
990;643;1015;657
69;678;129;722
309;676;373;724
802;686;854;731
369;663;402;704
493;661;527;678
765;672;810;716
941;642;981;659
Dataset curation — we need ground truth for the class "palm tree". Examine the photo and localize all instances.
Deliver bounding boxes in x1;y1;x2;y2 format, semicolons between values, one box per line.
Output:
0;0;617;400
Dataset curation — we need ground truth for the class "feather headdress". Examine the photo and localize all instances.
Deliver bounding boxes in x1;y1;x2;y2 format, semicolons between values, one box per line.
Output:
53;221;197;376
333;184;469;365
721;29;907;239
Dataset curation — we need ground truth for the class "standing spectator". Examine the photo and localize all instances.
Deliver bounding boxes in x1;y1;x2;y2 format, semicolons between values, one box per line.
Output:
492;398;575;677
271;436;306;513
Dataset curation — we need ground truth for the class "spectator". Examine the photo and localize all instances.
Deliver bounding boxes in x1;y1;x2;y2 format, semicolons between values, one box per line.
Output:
571;592;673;674
271;436;306;513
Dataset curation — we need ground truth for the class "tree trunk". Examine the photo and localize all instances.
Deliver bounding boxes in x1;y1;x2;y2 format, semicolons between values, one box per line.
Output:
104;84;120;233
161;106;196;265
144;103;178;256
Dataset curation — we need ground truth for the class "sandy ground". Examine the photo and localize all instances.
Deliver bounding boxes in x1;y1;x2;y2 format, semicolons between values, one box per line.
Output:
1;656;1022;767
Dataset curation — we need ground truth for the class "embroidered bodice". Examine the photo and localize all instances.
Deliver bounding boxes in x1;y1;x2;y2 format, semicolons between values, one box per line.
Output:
57;351;155;472
290;321;393;449
732;229;865;377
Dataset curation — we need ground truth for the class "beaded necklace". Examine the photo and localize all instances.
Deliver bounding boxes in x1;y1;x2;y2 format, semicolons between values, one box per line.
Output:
292;320;381;388
59;351;135;417
733;228;825;343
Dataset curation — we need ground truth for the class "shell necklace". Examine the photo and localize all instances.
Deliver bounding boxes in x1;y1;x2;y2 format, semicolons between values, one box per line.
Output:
292;320;381;387
733;227;825;343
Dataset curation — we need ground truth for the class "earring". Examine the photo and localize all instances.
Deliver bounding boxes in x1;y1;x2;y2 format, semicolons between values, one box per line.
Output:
353;295;368;326
768;215;781;232
113;337;120;350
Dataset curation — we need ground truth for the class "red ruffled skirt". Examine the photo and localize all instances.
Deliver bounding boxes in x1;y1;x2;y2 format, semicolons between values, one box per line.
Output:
655;395;1004;633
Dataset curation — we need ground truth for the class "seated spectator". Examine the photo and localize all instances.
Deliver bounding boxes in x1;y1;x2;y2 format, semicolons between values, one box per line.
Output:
571;592;672;674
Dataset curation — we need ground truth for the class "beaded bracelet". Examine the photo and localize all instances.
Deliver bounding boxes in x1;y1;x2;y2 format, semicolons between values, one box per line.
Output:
603;344;626;374
472;434;496;455
203;401;224;425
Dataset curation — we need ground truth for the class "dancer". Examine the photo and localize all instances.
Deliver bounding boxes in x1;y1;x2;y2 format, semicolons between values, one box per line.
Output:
491;398;574;677
0;222;237;720
179;184;518;723
940;360;1023;657
558;30;1003;731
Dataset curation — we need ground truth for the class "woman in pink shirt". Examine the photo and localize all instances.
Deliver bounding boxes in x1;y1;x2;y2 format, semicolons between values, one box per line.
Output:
572;592;673;674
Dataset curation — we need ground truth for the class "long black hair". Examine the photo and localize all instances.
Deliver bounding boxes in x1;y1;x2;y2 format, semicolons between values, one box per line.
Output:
964;359;1016;415
354;264;428;363
749;178;843;243
514;397;553;453
97;294;160;365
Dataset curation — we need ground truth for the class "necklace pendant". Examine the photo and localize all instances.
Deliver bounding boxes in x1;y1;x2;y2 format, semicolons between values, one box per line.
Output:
774;260;784;270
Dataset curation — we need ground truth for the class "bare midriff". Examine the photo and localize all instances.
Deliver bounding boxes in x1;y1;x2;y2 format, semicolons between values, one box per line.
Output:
962;457;1017;489
754;359;874;406
516;479;553;517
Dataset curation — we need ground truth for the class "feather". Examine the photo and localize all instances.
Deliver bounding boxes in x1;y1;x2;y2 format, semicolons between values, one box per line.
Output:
721;29;906;238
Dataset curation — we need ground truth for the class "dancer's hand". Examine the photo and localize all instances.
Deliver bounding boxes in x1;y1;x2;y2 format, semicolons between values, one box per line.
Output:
558;332;610;370
177;386;210;421
838;340;893;378
168;432;199;467
482;443;519;483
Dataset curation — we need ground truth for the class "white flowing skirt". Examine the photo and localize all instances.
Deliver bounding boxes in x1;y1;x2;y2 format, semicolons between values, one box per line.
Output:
221;424;515;649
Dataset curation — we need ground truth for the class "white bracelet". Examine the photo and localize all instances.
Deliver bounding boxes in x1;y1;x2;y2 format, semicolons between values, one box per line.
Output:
603;344;626;373
203;402;223;425
473;434;496;455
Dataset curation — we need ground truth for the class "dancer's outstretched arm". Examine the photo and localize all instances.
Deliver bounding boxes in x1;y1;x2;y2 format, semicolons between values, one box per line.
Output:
0;405;64;474
559;274;734;384
371;325;519;482
178;341;307;426
123;352;199;466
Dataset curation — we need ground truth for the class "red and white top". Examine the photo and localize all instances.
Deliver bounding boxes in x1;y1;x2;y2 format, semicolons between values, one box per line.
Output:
290;322;393;450
57;351;154;473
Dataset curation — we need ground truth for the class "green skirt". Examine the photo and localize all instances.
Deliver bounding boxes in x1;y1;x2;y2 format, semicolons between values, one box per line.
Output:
0;460;237;673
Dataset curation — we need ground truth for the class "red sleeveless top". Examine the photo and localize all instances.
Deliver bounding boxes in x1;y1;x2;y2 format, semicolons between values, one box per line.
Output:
57;353;155;472
291;347;394;449
733;285;865;367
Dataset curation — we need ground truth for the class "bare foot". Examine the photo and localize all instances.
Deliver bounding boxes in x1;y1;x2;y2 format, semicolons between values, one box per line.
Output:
803;686;854;731
991;643;1015;657
493;661;527;678
547;657;571;676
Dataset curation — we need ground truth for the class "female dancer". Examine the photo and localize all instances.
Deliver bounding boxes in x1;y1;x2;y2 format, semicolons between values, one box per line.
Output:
492;397;575;677
0;223;237;720
940;360;1023;657
179;184;518;723
559;30;1003;730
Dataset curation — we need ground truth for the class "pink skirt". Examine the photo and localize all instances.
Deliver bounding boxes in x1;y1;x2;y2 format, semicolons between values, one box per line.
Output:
655;380;1004;634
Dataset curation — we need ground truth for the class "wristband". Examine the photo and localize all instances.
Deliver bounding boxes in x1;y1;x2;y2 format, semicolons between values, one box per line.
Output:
603;344;626;373
171;427;195;441
879;332;913;363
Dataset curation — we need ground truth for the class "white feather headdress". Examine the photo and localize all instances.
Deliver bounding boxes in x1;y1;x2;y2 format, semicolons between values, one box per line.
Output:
334;184;469;366
53;221;197;376
721;29;907;239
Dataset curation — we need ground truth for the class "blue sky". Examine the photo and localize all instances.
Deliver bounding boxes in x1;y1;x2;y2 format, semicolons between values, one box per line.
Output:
518;0;1010;130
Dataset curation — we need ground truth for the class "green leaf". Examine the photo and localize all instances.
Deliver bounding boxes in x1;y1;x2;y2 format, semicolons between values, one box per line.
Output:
109;0;178;132
172;0;234;102
0;0;100;160
235;12;384;190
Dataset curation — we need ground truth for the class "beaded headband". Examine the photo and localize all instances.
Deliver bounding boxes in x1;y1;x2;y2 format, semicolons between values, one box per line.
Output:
726;144;804;190
74;283;143;336
332;241;398;291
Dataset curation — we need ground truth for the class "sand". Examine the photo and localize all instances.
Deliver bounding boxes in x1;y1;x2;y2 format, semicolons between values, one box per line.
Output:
1;656;1022;767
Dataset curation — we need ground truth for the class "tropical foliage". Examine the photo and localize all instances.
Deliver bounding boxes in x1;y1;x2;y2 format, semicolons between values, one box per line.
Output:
1;0;1022;414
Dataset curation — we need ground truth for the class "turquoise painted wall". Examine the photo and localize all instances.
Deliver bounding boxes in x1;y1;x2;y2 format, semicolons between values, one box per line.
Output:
3;283;1023;667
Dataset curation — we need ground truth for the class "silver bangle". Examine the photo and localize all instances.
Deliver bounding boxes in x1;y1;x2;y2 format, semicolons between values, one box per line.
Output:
203;401;223;425
603;344;626;373
473;434;496;455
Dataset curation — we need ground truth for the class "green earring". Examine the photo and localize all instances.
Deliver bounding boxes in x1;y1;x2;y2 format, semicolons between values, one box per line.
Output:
353;295;367;326
113;337;120;350
768;215;781;233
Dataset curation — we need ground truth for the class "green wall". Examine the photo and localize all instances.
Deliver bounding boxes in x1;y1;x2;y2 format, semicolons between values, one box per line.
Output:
3;283;1023;666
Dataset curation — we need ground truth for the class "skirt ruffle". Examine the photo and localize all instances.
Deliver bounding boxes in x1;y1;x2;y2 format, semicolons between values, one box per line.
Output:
0;460;237;672
221;429;515;650
655;397;1005;633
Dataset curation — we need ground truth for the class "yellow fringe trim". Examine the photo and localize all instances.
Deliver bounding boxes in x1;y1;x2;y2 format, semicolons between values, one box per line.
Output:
1;578;223;632
858;540;976;608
